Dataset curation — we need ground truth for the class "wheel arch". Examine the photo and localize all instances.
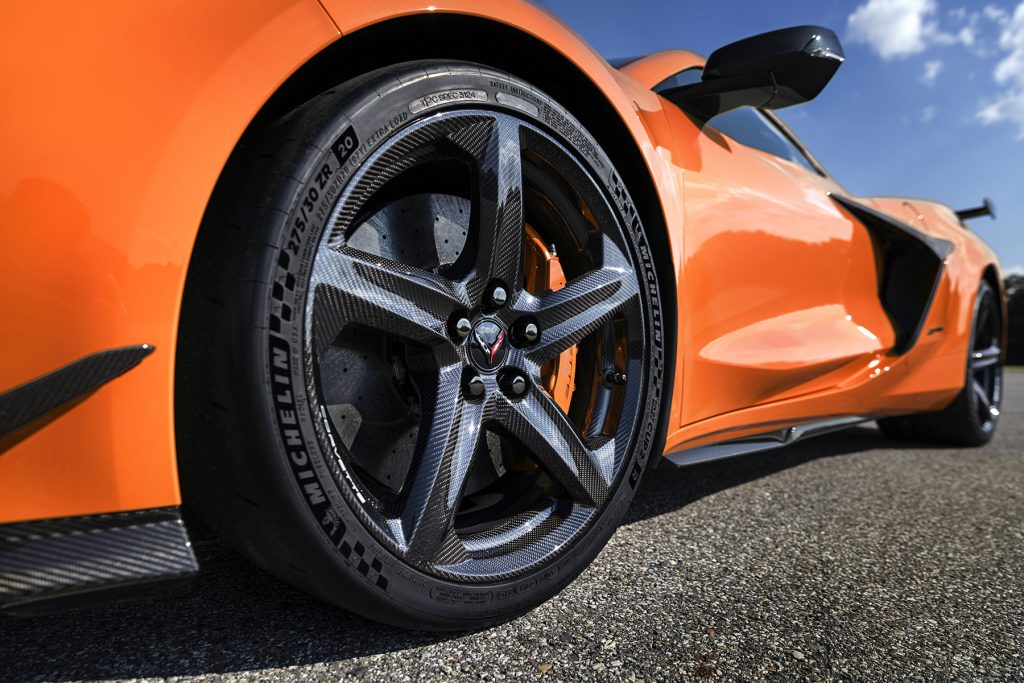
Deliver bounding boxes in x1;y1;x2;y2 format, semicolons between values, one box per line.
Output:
981;263;1008;355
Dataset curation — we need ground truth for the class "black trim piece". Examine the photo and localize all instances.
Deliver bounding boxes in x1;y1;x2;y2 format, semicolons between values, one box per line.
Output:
830;194;954;259
0;506;197;616
956;198;995;222
664;415;875;467
0;344;154;441
655;26;844;121
830;194;952;354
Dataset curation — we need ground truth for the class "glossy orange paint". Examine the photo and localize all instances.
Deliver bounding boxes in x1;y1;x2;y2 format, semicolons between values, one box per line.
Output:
0;1;340;523
620;50;706;89
0;1;1002;524
615;54;999;453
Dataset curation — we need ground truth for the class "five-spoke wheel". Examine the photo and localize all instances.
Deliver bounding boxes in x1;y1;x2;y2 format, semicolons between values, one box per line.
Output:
178;60;663;629
307;111;645;579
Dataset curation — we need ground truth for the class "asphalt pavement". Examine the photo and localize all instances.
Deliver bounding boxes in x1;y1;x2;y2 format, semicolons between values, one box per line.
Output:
4;371;1023;682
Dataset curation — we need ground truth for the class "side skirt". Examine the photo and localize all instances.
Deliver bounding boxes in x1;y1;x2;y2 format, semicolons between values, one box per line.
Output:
0;506;198;617
664;415;876;467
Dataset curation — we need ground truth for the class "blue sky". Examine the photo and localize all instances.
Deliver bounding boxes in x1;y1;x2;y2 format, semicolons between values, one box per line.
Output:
541;0;1024;273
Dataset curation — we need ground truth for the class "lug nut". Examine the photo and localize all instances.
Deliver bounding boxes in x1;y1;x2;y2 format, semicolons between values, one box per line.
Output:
455;317;472;338
465;375;485;397
503;373;528;396
519;321;539;344
490;286;508;308
606;371;628;385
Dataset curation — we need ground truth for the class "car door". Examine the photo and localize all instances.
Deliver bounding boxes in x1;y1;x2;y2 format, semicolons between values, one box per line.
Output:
663;102;896;426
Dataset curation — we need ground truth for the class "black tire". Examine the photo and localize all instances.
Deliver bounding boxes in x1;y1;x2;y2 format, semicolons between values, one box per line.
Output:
877;280;1003;446
177;61;666;630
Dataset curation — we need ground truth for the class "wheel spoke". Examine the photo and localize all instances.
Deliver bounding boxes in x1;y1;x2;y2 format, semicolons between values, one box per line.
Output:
493;386;610;507
971;345;1001;370
976;301;993;341
311;245;468;357
465;117;525;301
400;368;484;561
974;378;993;412
522;236;639;365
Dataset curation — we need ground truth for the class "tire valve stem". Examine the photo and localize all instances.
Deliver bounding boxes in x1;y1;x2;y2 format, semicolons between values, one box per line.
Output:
606;371;627;386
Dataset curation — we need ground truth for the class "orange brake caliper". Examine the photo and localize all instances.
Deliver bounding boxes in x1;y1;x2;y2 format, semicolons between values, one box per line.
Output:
523;224;577;413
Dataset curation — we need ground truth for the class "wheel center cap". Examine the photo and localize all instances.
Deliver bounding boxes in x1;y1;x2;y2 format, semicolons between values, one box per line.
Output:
468;320;509;372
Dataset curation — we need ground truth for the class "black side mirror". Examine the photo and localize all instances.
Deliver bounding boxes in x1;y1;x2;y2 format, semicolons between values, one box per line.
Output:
656;26;844;121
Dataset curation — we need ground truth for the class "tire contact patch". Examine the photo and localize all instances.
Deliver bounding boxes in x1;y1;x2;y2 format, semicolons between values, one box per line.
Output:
409;89;487;113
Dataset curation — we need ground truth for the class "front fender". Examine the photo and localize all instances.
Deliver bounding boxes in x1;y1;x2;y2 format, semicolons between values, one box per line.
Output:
0;1;339;523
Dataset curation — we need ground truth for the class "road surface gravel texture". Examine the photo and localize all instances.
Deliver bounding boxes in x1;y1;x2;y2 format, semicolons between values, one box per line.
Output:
4;371;1023;682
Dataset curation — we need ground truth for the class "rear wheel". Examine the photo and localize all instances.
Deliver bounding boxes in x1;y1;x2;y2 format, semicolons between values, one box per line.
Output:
177;61;665;630
878;280;1003;446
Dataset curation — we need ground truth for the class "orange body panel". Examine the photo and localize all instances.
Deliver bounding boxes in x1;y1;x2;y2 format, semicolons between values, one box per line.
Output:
615;51;997;453
0;1;340;522
0;2;1001;524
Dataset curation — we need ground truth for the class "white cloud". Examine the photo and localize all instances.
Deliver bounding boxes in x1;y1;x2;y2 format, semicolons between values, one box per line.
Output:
848;0;938;59
846;0;1024;139
933;23;977;47
847;0;980;59
921;59;945;84
976;2;1024;139
984;5;1008;23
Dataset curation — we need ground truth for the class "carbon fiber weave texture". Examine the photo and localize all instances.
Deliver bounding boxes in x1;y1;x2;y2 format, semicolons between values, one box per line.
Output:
0;507;197;612
0;345;154;439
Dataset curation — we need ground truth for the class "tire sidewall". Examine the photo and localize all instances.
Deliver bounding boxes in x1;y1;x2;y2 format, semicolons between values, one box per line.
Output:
251;61;666;628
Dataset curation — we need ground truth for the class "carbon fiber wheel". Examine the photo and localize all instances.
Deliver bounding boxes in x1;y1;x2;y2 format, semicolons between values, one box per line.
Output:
968;284;1002;433
179;61;665;629
308;110;646;580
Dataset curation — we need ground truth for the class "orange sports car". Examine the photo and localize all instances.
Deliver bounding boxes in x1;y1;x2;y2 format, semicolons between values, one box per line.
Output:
0;2;1005;630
